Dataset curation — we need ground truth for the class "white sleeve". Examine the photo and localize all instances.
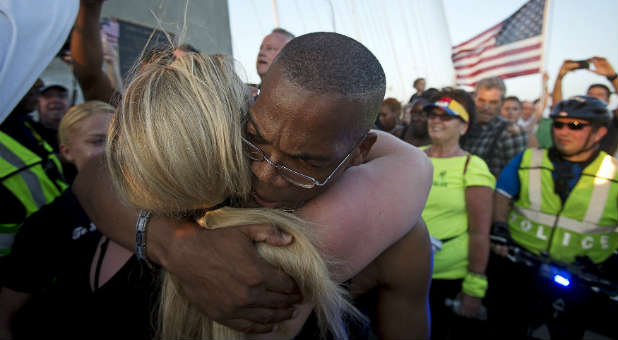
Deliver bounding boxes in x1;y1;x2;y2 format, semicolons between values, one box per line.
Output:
0;0;78;123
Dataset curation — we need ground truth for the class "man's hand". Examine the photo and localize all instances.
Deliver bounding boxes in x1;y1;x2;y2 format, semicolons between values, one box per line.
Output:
151;218;302;333
558;60;580;78
457;292;482;318
590;56;616;77
491;243;509;257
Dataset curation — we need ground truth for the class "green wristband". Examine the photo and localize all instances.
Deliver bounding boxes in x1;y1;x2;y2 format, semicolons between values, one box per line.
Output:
462;272;488;298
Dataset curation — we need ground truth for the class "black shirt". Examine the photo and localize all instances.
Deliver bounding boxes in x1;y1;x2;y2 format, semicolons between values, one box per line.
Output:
1;190;157;339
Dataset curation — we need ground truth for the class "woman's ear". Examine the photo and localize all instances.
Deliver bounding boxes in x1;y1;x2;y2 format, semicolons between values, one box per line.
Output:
350;132;378;166
60;143;73;163
460;122;469;136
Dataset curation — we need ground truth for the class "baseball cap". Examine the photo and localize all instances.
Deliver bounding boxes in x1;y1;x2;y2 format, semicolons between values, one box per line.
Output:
40;81;69;94
423;97;470;123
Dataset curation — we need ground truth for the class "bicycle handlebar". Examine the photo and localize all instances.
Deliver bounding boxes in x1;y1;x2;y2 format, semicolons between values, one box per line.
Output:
490;234;618;301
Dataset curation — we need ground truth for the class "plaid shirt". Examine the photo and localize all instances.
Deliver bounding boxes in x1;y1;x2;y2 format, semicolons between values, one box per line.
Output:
461;116;528;178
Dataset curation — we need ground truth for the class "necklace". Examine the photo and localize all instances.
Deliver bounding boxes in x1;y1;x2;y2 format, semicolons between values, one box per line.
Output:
427;145;466;158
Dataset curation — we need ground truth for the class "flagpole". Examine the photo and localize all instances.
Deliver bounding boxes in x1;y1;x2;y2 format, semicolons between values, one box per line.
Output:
349;0;361;40
439;0;456;87
539;0;552;101
271;0;279;27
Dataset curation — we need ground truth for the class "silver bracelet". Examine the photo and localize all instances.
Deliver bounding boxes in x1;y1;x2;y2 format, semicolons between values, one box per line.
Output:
136;210;154;269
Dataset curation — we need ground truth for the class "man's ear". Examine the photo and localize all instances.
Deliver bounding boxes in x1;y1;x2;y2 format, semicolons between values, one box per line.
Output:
350;132;377;166
593;126;608;143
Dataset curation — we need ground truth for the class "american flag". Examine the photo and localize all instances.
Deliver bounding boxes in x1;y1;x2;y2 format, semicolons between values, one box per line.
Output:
452;0;546;87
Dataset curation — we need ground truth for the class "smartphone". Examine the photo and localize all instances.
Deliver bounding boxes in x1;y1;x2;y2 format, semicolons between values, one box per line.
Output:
573;59;590;70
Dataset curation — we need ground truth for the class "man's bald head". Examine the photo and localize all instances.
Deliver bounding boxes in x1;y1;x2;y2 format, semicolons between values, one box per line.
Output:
268;32;386;136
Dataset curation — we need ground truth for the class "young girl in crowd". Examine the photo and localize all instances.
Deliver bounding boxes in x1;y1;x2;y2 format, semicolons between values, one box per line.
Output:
0;101;143;339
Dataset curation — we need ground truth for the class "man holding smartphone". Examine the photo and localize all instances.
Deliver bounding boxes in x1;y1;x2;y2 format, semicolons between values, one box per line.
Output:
552;57;617;105
550;56;618;156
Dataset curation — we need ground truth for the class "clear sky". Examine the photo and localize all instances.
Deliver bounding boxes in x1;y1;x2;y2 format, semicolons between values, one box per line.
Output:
228;0;617;107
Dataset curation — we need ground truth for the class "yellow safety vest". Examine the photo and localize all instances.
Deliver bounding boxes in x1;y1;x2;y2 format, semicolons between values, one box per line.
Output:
0;131;67;255
509;148;618;264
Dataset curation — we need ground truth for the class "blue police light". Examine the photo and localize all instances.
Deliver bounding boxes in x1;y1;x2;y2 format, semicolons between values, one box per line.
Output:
553;274;570;287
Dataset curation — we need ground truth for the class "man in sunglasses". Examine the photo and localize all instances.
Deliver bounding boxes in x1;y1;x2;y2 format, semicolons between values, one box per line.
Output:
487;95;617;339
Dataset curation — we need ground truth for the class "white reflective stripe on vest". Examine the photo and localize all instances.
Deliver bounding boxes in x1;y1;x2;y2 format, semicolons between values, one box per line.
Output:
528;148;544;211
515;206;618;234
0;140;47;208
584;155;618;223
0;233;16;251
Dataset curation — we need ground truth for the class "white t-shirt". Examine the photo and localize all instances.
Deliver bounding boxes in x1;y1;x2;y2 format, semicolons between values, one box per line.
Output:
0;0;78;123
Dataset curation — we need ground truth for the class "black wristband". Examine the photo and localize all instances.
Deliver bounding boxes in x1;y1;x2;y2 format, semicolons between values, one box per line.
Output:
492;221;508;227
490;221;511;245
607;73;618;81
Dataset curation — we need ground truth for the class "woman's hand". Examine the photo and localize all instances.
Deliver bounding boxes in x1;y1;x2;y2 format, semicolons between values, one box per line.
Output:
457;292;482;318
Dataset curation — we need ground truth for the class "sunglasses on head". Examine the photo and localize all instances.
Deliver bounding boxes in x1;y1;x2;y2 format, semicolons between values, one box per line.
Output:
552;121;590;130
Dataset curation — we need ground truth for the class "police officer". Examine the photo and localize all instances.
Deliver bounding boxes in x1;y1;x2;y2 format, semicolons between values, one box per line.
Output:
487;95;617;339
1;80;67;255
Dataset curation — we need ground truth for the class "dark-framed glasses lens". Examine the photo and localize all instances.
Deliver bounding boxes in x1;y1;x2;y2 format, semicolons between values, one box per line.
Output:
428;112;453;121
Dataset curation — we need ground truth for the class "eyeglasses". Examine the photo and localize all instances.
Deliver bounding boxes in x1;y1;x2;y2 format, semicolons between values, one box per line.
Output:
241;134;367;189
552;121;590;130
427;111;456;122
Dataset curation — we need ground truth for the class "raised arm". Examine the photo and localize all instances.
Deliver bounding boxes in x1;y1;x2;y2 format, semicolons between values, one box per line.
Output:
71;0;115;102
526;72;549;135
101;32;124;93
590;56;618;93
551;60;579;108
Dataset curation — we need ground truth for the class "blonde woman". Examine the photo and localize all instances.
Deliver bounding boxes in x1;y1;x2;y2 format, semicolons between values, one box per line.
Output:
0;101;132;339
58;101;114;172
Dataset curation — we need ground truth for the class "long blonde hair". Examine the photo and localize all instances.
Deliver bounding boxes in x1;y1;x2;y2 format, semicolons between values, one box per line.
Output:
106;52;363;339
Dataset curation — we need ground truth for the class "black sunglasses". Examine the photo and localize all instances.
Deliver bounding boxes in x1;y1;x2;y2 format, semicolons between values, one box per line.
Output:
427;111;455;121
552;121;590;130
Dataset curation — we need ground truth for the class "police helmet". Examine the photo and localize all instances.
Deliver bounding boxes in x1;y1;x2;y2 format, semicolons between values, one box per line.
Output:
549;95;611;126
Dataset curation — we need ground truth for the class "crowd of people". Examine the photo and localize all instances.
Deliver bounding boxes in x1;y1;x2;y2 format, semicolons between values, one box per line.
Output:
375;64;618;339
1;0;617;339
